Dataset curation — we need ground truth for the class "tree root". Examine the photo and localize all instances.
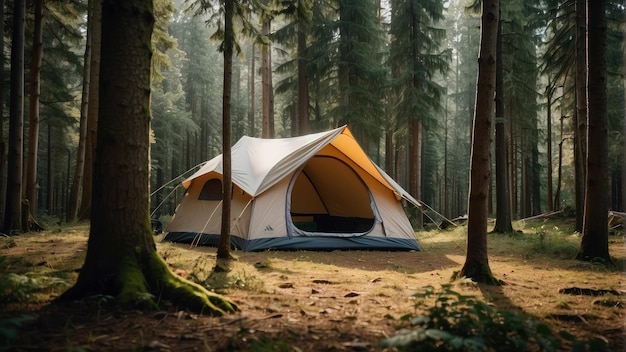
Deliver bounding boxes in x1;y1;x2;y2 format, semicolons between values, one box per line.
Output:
58;247;238;316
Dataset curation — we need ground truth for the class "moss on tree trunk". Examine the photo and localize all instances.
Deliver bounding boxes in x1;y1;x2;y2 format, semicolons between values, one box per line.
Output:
58;0;236;316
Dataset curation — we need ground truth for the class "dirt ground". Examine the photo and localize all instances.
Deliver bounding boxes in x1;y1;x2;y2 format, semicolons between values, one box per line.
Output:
1;219;624;351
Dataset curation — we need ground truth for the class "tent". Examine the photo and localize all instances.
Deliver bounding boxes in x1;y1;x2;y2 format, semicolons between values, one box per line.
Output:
163;126;421;251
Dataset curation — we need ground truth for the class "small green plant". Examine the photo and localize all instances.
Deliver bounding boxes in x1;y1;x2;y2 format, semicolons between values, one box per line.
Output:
380;284;607;352
0;256;70;305
187;258;212;284
0;273;42;303
205;269;263;293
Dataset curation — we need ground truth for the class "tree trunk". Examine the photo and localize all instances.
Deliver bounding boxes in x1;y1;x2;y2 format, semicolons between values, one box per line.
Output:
508;114;516;217
268;47;275;138
59;0;236;315
4;0;25;234
0;0;6;227
622;8;626;222
459;0;499;285
261;1;273;138
217;0;234;261
573;0;587;232
384;126;394;178
297;25;309;136
79;0;102;220
492;15;513;234
576;0;610;263
68;0;93;223
249;44;255;136
546;86;553;212
25;0;43;222
409;120;422;218
554;100;566;210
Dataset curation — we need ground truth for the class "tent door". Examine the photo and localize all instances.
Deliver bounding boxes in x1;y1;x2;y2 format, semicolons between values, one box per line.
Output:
286;156;380;238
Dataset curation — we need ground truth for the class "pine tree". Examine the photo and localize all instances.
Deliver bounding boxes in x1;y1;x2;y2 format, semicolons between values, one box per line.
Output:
59;0;236;314
459;0;499;285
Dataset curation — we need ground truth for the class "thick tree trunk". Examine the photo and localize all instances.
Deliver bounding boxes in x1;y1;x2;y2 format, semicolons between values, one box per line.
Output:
68;0;93;223
25;0;43;220
4;0;25;234
492;15;512;234
218;0;234;260
459;0;499;285
59;0;236;315
576;0;610;263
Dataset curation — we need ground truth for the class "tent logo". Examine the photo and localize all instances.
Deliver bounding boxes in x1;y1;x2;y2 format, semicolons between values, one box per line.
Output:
264;225;274;232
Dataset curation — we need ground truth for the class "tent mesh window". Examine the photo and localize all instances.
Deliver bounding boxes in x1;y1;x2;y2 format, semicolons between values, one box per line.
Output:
198;179;223;200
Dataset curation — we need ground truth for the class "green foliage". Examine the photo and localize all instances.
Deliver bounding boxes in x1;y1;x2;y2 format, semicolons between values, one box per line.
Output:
0;257;70;305
380;284;607;352
0;273;42;304
182;257;264;293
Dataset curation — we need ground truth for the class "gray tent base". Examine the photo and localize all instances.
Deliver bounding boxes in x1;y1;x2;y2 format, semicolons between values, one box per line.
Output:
163;232;421;252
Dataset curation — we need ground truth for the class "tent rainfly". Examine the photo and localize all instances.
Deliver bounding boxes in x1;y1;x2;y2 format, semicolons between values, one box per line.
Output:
163;126;421;251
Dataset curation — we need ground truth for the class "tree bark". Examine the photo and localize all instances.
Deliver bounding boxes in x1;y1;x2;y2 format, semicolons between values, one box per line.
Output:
79;0;102;220
4;0;25;234
217;0;234;261
622;8;626;227
296;24;309;136
59;0;236;315
459;0;499;285
492;15;513;233
576;0;610;263
249;44;255;136
546;85;553;212
25;0;43;222
573;0;587;232
68;0;93;223
261;0;273;138
0;0;6;226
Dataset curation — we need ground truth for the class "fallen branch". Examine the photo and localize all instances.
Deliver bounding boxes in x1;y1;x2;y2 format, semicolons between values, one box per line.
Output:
558;287;624;296
520;210;563;221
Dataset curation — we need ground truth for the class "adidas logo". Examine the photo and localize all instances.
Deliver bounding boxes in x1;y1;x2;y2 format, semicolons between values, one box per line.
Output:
264;225;274;231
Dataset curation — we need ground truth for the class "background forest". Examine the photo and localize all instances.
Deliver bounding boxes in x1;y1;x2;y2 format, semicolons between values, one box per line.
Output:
0;0;624;232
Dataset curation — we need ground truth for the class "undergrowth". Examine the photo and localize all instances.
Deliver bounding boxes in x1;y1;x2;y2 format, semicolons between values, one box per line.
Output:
0;257;70;305
0;256;69;345
380;284;608;352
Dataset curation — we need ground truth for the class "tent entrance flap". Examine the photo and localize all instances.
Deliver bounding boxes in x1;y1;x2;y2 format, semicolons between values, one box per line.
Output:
288;156;376;236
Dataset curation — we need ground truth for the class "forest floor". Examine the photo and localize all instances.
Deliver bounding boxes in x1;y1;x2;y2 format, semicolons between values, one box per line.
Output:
1;217;624;351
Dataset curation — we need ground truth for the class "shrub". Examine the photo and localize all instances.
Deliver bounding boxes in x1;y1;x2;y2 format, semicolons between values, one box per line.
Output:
380;284;607;352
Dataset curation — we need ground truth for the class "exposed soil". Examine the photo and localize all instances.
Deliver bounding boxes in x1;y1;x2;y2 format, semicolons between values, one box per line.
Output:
1;220;624;351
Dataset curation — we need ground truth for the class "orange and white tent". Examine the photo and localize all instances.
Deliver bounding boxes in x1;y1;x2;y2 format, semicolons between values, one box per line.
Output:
164;126;421;251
